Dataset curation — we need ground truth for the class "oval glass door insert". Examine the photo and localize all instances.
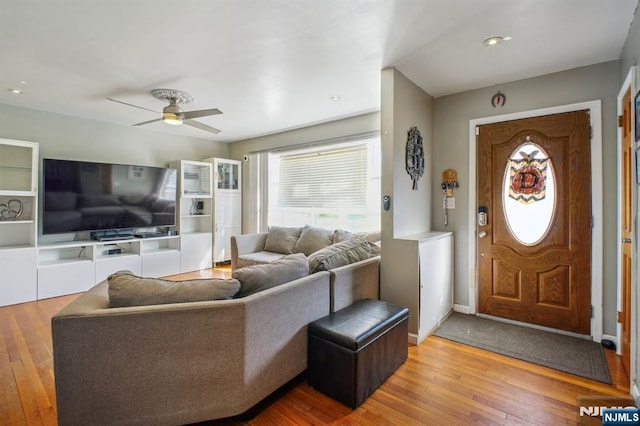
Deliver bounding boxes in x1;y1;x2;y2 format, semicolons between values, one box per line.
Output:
502;140;555;245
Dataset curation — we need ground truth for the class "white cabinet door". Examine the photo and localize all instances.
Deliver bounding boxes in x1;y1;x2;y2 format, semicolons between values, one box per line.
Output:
95;255;142;283
0;247;37;306
180;233;212;272
38;260;95;300
214;226;241;263
142;251;181;277
418;233;453;341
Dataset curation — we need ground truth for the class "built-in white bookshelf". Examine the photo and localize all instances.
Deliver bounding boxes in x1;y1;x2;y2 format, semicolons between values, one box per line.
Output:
169;159;213;272
0;138;39;306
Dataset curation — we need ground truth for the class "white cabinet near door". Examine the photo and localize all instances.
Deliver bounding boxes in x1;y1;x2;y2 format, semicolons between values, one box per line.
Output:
380;231;453;344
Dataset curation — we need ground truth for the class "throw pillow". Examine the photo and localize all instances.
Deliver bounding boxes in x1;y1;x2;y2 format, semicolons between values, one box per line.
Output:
264;226;302;254
333;229;354;243
293;225;334;256
233;253;309;298
107;271;240;308
308;236;372;273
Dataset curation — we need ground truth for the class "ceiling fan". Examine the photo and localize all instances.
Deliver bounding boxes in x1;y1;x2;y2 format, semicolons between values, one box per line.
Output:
107;89;223;134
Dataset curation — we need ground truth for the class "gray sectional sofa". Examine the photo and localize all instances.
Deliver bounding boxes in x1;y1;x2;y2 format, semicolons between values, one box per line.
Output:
52;225;380;425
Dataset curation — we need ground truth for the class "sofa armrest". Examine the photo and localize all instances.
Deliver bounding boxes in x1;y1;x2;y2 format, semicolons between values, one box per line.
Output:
231;232;268;270
329;256;380;313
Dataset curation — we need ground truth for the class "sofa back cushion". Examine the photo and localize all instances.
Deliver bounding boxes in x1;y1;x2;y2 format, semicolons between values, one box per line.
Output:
108;271;240;307
264;226;302;254
294;225;335;256
233;253;309;297
308;236;372;273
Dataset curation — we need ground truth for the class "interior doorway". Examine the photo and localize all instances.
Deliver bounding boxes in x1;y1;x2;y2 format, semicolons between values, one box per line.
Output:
467;101;604;341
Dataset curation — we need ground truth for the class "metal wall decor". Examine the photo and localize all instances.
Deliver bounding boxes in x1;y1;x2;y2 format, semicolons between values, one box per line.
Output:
406;126;424;190
491;91;506;107
0;199;24;221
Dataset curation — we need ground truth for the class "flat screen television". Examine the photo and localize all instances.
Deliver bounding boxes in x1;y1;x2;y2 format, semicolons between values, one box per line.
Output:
42;158;177;235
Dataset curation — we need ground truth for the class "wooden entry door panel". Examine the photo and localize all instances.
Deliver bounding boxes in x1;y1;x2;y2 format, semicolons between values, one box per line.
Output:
620;86;632;374
477;111;592;335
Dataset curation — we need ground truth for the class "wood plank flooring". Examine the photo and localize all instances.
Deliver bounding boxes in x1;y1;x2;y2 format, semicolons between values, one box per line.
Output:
0;266;631;425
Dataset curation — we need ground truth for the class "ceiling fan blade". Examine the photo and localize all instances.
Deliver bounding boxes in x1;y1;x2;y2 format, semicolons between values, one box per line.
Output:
182;108;223;120
133;118;163;127
107;98;159;114
184;119;221;134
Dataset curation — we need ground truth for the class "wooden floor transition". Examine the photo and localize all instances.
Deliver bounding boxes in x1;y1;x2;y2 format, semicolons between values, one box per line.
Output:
0;266;631;425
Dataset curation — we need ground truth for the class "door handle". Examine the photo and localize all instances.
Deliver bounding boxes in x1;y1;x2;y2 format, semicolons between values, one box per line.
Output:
622;237;632;243
478;231;487;238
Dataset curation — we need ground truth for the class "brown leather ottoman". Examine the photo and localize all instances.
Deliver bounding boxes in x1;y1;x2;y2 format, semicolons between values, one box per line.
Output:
307;298;409;408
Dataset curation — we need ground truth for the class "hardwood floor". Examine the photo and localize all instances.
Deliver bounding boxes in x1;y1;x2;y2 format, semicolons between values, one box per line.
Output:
0;266;631;425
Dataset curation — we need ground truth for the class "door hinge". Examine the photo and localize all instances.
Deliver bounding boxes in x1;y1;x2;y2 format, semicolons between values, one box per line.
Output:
476;126;480;136
590;126;593;139
617;310;622;323
591;216;594;228
591;305;594;319
618;115;624;128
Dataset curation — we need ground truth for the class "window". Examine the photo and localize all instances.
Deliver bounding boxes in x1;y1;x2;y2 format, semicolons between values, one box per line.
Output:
267;136;380;232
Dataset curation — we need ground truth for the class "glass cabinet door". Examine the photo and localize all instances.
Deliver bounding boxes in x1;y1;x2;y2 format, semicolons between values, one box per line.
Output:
217;161;239;190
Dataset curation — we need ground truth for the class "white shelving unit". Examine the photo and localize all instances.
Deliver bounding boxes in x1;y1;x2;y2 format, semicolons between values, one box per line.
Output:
170;160;213;272
37;236;181;299
203;157;242;264
0;138;39;307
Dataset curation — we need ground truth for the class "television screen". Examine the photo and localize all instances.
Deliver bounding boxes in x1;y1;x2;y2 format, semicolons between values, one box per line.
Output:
43;159;177;235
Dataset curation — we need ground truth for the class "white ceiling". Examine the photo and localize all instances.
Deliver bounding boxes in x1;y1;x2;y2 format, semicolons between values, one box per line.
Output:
0;0;637;142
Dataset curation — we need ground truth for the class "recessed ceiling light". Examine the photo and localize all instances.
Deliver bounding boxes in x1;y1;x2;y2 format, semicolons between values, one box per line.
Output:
483;36;511;47
329;95;341;102
8;88;23;95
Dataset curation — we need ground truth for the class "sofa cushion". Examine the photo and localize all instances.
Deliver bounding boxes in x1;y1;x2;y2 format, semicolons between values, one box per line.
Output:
294;225;335;256
308;236;372;273
238;250;287;267
107;271;240;307
264;226;302;254
333;229;354;244
233;253;309;298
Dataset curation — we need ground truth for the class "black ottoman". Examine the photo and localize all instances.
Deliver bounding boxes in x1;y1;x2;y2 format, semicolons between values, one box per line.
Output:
307;298;409;408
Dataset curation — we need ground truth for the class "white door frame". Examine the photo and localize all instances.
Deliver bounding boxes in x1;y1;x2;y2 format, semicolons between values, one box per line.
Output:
467;101;603;341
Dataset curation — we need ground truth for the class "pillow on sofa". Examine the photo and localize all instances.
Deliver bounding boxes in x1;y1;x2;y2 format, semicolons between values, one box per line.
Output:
264;226;302;254
233;253;309;298
308;236;372;273
294;225;334;256
107;271;240;308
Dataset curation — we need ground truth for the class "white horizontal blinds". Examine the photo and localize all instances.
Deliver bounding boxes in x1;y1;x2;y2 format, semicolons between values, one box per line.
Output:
277;144;367;208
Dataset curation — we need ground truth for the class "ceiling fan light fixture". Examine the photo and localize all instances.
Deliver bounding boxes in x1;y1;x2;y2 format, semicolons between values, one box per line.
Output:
163;113;183;125
163;103;184;125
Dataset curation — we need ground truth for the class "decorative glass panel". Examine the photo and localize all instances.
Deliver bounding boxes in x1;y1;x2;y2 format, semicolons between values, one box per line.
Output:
502;140;555;245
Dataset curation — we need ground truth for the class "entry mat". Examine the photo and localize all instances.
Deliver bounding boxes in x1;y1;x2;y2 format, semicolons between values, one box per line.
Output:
433;312;612;384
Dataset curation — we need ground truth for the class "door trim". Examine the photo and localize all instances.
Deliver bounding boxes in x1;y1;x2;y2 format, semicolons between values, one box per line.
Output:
617;67;636;372
466;100;603;341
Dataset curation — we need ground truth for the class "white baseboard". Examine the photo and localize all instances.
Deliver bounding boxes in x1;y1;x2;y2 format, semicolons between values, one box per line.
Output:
453;304;472;314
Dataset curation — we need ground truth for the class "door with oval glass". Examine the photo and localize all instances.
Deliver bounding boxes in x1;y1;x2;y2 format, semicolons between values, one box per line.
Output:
477;110;592;334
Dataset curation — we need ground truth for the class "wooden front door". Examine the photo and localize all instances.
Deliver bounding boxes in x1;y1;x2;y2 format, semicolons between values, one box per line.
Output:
620;87;632;374
477;111;592;334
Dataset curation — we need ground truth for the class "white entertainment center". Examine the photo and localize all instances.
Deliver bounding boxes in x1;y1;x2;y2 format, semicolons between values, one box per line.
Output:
0;137;216;307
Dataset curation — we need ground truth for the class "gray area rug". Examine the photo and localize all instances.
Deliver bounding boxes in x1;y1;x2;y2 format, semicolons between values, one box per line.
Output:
433;312;611;384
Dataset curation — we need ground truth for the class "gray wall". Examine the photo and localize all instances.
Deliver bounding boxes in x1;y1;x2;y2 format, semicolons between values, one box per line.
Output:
431;61;620;334
379;68;433;335
0;103;229;166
